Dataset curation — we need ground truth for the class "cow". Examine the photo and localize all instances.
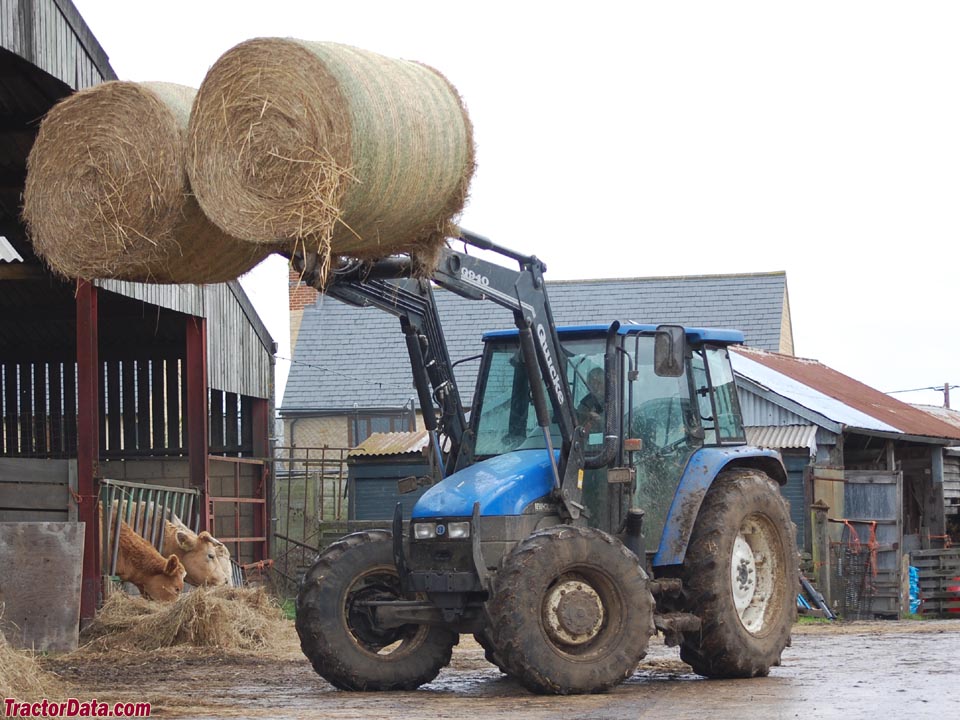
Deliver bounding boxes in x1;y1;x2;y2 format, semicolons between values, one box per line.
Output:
107;499;235;588
162;518;232;587
113;519;186;602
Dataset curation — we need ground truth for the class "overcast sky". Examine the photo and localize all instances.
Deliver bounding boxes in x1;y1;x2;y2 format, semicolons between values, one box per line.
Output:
71;1;958;409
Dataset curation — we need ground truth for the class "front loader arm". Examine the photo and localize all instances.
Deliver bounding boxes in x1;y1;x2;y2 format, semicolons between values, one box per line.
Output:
291;230;599;521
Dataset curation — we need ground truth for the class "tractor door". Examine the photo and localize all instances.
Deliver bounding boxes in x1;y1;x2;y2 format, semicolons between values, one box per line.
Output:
623;334;704;549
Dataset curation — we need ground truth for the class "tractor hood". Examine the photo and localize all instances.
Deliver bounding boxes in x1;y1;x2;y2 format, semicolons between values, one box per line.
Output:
411;450;557;518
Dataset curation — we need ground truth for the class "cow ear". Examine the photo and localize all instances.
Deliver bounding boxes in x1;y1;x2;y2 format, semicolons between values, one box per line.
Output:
164;555;183;576
175;530;196;550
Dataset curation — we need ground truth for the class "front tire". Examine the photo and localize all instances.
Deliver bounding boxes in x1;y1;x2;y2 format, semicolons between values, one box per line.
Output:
488;525;655;694
678;469;798;678
295;530;457;690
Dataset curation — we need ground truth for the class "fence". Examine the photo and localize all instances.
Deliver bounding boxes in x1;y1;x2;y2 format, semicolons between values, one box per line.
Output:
99;478;202;577
830;520;879;620
271;446;350;593
911;546;960;616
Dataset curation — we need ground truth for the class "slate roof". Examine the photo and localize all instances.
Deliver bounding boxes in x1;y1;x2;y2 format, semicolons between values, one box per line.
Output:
282;271;789;414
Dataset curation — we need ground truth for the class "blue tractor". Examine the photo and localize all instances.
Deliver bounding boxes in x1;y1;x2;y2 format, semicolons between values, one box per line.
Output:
293;232;798;694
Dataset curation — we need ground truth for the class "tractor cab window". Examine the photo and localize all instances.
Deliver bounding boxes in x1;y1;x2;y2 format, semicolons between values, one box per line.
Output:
472;337;605;457
692;346;746;445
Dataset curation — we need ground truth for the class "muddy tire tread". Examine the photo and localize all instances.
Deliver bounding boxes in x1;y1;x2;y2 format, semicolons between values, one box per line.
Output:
295;530;457;691
488;525;655;695
678;469;798;678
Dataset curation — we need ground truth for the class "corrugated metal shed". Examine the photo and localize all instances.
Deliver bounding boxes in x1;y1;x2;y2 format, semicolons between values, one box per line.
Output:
734;347;960;442
348;431;429;458
0;0;114;90
0;0;116;265
745;425;817;454
916;405;960;434
96;279;275;400
284;271;790;413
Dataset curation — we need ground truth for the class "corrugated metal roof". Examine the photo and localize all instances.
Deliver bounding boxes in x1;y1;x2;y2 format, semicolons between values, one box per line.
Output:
745;425;817;454
0;235;23;263
915;405;960;434
733;347;960;442
348;431;429;458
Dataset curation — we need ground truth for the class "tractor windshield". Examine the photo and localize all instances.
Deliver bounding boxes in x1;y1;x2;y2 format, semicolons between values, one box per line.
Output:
472;337;605;457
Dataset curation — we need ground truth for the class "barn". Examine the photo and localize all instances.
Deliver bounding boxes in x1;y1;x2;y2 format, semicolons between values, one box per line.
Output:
0;0;276;647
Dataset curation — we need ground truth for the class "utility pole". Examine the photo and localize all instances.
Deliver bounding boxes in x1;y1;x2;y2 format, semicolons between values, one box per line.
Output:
945;383;951;410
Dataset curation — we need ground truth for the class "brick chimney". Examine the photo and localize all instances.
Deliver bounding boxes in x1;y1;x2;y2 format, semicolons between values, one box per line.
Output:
289;268;319;351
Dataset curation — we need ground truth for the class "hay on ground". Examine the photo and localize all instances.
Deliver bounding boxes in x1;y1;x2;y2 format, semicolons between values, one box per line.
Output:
23;81;277;283
0;628;62;700
80;586;290;653
188;39;475;277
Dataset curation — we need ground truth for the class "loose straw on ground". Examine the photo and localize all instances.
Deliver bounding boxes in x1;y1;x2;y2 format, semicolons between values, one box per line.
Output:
188;39;475;279
79;586;290;653
0;628;62;701
23;81;275;283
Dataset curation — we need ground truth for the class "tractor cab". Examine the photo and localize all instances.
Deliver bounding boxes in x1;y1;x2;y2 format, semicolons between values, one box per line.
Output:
468;323;749;547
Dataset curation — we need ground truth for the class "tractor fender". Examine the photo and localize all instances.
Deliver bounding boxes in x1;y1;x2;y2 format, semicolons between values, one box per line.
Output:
652;446;787;568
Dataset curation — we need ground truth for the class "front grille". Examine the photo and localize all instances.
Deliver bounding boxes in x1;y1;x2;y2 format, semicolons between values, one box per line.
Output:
408;538;474;573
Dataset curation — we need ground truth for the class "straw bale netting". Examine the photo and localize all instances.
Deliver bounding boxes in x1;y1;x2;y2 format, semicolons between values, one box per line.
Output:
23;81;276;283
188;39;475;276
0;628;62;700
79;586;290;653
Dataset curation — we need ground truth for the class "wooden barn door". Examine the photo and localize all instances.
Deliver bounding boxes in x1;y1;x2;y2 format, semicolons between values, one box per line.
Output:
843;470;903;617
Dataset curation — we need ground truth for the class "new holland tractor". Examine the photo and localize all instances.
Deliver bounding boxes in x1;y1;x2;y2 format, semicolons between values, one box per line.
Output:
292;231;798;695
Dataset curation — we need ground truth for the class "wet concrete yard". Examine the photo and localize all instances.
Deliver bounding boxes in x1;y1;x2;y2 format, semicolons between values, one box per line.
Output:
43;619;960;719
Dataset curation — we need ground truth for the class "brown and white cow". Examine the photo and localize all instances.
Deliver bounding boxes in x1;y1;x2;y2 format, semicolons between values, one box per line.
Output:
114;520;186;602
109;499;234;587
162;519;231;587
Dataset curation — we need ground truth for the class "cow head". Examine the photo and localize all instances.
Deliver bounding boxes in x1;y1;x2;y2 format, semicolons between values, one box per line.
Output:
170;524;231;587
139;555;186;602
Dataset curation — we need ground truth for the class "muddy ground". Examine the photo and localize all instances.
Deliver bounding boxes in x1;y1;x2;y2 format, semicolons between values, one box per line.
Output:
39;619;960;720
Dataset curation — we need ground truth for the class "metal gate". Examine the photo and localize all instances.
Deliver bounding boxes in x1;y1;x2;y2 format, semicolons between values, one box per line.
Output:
271;446;350;593
836;470;903;617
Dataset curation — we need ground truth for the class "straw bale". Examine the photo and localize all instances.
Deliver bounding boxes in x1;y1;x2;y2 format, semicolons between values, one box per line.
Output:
188;39;475;274
0;628;62;701
23;81;275;283
79;586;290;653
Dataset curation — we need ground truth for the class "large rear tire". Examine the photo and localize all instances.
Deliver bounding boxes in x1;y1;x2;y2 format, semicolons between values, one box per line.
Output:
295;530;457;690
488;525;655;695
678;469;798;678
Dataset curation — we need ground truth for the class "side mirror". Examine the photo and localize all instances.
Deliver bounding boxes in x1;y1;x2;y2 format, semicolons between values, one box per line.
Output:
654;325;686;377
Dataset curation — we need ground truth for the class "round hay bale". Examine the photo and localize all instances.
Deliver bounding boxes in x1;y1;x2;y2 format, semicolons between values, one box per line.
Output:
23;81;276;283
188;39;475;271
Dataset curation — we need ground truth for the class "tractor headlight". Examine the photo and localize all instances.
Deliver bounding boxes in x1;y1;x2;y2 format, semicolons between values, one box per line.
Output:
447;521;471;539
413;522;436;539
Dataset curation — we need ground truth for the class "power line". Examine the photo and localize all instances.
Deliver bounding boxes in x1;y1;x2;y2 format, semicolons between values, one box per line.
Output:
276;355;413;391
886;384;958;395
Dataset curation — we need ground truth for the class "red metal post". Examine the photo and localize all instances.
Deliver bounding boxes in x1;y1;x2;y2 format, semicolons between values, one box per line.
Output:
185;316;209;531
251;398;269;560
76;280;101;622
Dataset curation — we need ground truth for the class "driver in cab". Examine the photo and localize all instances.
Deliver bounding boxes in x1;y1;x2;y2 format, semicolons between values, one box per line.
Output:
577;367;605;433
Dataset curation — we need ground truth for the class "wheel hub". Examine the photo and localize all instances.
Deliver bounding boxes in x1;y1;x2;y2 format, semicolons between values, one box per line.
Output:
731;534;757;613
544;579;604;646
730;515;778;635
